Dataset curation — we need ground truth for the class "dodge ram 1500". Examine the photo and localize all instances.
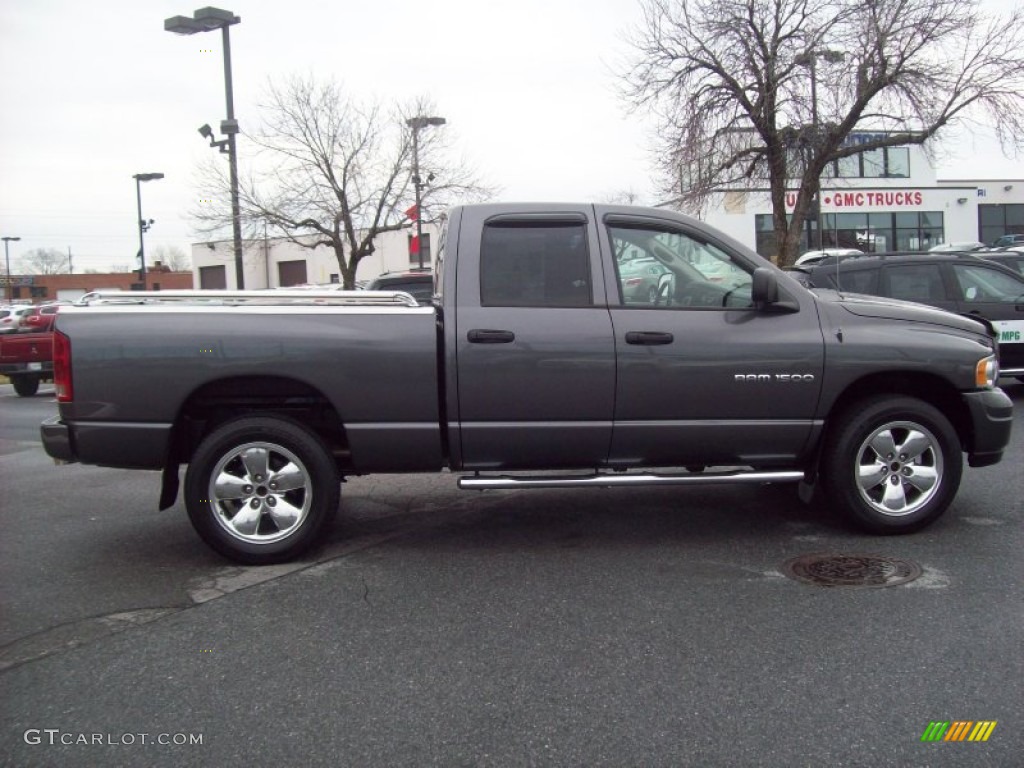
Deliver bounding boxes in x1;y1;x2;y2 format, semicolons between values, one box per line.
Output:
41;204;1013;563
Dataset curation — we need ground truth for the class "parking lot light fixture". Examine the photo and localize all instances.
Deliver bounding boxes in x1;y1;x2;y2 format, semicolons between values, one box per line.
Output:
164;7;245;289
405;116;446;270
134;173;164;288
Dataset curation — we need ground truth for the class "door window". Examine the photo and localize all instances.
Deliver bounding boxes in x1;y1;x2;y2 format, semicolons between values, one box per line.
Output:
480;223;591;307
608;225;753;309
952;264;1024;302
883;264;947;302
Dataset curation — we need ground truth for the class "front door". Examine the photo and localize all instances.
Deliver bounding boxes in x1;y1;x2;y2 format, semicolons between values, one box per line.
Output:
600;214;826;468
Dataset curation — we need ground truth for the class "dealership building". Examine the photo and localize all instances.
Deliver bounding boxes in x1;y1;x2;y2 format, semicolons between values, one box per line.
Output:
700;133;1023;258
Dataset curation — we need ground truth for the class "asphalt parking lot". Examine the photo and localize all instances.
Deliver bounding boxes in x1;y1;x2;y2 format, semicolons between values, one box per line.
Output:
1;380;1022;767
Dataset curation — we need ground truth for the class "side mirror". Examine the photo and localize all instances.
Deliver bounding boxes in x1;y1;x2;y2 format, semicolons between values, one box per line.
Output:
751;267;778;307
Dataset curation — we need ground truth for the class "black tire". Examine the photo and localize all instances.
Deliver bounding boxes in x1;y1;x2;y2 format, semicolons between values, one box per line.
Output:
822;396;962;534
11;375;40;397
184;416;340;564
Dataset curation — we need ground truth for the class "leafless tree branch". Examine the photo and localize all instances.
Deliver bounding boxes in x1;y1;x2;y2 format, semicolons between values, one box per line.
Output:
622;0;1024;263
191;77;494;286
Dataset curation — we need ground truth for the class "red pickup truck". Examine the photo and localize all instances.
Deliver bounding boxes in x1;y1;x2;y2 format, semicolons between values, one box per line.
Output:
0;305;58;396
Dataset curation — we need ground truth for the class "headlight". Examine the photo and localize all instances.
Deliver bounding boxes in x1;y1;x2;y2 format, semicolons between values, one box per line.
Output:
975;355;999;388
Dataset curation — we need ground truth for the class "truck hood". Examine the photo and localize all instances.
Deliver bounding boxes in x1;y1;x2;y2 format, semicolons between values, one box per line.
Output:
812;289;995;339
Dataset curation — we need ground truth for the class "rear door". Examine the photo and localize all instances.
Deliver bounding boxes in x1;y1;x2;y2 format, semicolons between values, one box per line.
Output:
453;205;616;470
879;262;958;313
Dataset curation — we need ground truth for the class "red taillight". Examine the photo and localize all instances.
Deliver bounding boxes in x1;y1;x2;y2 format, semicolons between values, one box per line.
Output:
53;330;73;402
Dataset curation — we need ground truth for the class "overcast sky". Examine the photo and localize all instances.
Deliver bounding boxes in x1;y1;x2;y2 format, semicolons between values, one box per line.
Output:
1;0;1022;274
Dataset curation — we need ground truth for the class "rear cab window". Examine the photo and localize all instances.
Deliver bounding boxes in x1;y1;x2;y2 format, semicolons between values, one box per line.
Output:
480;221;592;307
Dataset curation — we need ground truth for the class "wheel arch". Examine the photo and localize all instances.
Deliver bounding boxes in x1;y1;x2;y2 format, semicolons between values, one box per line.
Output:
809;371;970;475
160;375;351;509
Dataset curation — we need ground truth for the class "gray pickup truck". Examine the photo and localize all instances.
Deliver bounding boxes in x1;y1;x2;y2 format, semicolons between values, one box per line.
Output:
41;203;1013;563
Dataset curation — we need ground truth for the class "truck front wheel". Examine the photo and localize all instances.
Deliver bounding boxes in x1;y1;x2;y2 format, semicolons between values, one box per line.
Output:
184;416;340;564
822;396;962;534
11;375;40;397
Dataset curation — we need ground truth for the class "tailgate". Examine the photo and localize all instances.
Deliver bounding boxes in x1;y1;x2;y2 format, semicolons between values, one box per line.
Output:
0;332;53;364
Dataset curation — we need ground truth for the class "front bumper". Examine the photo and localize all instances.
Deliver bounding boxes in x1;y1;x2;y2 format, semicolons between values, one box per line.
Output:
961;388;1014;468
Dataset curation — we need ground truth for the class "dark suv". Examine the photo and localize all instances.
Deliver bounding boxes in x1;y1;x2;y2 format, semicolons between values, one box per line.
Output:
798;252;1024;379
365;270;434;303
979;250;1024;277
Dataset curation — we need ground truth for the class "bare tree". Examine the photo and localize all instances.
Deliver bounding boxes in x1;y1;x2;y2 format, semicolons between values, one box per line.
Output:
622;0;1024;264
193;76;493;287
600;188;649;206
151;245;191;271
18;248;70;275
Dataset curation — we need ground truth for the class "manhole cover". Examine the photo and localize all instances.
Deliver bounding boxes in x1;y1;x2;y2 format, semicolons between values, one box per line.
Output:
781;553;922;588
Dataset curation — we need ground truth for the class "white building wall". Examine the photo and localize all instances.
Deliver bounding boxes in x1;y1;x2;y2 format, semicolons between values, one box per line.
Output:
191;224;440;290
697;136;1023;256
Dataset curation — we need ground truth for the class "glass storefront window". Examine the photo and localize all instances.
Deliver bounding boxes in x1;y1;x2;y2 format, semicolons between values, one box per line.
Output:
869;213;893;230
920;228;943;249
885;147;909;177
1006;204;1024;226
754;211;945;257
828;145;910;179
979;205;1004;226
836;213;868;229
836;154;859;178
894;212;918;228
862;148;885;178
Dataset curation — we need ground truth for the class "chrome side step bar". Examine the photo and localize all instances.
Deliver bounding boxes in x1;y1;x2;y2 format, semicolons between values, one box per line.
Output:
458;469;804;491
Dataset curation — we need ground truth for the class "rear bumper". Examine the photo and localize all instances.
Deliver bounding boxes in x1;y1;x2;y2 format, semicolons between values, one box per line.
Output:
41;416;75;463
0;361;53;375
961;388;1014;468
40;418;171;469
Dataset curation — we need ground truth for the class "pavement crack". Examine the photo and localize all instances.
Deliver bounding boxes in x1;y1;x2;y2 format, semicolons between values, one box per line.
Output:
0;608;182;673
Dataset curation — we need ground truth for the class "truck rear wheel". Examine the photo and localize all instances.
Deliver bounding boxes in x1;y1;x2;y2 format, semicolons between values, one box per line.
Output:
822;396;962;534
11;375;40;397
184;416;340;564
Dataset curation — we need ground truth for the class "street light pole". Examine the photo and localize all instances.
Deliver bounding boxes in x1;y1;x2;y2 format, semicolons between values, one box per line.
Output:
405;116;446;270
165;7;245;289
133;173;164;288
2;236;21;303
796;49;844;251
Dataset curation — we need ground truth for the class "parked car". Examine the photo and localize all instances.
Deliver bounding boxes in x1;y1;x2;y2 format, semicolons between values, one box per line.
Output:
617;256;671;303
364;270;434;302
799;252;1024;378
0;305;34;334
794;248;863;267
991;234;1024;247
929;241;987;253
0;327;54;396
979;250;1024;276
18;302;65;333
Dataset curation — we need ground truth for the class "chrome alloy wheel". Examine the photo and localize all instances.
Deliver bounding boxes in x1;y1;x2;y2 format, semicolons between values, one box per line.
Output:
855;421;943;517
207;441;312;543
